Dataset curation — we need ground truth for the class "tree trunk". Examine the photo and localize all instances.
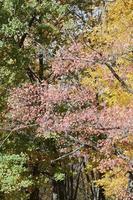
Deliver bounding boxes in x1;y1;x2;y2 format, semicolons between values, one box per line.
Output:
29;163;40;200
128;171;133;193
52;180;66;200
29;188;40;200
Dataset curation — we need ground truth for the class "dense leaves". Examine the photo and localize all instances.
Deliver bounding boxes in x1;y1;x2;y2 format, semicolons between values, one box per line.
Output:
0;0;133;200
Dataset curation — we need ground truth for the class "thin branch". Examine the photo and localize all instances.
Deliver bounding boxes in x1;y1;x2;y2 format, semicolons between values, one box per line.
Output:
51;145;84;163
95;126;121;131
0;124;37;149
64;134;98;151
0;124;37;132
0;130;14;149
105;62;133;94
18;5;41;82
26;67;41;83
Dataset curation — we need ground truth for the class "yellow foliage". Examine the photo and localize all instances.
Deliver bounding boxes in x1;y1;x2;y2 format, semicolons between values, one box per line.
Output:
90;0;133;53
81;1;133;199
96;168;128;199
81;66;133;106
81;0;133;107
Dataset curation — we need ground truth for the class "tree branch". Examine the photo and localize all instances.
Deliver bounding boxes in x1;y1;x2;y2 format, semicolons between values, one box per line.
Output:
82;39;133;95
19;14;36;48
64;134;98;151
18;7;42;82
51;144;84;163
105;62;133;94
0;124;37;149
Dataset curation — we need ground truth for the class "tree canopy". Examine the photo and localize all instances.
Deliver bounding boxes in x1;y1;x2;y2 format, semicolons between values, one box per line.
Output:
0;0;133;200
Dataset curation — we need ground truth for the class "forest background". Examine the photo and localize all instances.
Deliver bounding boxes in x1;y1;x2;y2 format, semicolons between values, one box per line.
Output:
0;0;133;199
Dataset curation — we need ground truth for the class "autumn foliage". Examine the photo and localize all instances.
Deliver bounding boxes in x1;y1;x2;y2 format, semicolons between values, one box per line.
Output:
8;40;133;199
0;0;133;199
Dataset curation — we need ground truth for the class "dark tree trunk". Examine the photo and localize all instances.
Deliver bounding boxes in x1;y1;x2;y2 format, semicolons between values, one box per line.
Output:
29;188;40;200
128;171;133;193
99;187;106;200
38;52;44;80
52;180;66;200
29;163;40;200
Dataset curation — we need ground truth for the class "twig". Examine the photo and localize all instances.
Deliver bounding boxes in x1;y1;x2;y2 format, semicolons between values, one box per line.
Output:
51;144;84;163
0;124;37;149
64;134;98;151
0;130;14;149
105;62;133;94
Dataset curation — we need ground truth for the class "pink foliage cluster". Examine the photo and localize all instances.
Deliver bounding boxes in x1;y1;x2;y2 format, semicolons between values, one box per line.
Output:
9;83;95;129
98;106;133;131
8;81;133;161
52;43;103;76
98;157;127;172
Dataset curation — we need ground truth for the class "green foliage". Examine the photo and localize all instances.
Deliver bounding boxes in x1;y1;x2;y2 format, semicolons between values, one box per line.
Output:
1;0;131;199
0;153;32;199
54;172;65;182
0;0;70;114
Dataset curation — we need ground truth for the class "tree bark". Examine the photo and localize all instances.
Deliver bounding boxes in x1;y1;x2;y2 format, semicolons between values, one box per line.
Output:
128;171;133;193
29;188;40;200
29;163;40;200
52;180;66;200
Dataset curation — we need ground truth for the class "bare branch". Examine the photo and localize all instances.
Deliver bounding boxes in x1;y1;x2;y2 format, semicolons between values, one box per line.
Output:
51;145;84;163
64;134;98;151
105;62;133;94
0;124;37;149
0;130;14;149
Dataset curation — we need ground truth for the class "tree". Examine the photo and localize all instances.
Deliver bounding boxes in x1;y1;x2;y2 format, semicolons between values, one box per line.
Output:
0;0;133;199
7;42;133;199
